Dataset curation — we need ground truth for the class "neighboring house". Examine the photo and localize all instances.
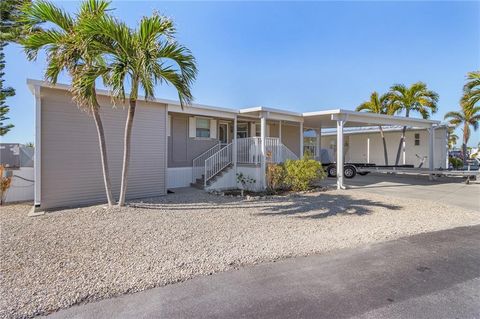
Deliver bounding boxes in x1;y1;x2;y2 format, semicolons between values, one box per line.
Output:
0;143;35;203
28;79;444;210
314;126;448;168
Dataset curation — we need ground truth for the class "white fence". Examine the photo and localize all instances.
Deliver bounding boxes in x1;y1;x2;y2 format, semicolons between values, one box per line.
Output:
5;167;34;203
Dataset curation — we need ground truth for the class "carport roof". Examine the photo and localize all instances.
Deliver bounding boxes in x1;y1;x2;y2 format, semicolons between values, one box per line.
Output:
303;109;440;129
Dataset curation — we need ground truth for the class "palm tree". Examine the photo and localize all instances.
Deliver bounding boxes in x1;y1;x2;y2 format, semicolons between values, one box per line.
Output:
85;13;197;206
21;0;116;206
356;91;393;165
447;126;458;150
388;82;439;166
462;71;480;107
444;102;480;164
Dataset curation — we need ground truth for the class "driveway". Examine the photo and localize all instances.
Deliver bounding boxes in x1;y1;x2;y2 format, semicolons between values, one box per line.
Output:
321;173;480;211
46;225;480;319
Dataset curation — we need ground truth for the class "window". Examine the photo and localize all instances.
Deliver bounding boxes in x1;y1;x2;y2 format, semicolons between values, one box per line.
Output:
255;123;261;137
196;118;210;138
414;133;420;146
237;123;248;138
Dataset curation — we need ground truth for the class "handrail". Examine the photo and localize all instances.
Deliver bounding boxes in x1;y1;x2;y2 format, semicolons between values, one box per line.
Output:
236;137;298;164
192;142;221;182
204;143;233;186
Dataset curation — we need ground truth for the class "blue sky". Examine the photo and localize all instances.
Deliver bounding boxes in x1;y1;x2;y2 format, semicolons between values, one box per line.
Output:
3;1;480;146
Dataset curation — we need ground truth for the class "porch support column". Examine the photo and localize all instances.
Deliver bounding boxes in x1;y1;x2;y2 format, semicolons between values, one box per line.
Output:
279;120;282;141
233;115;238;176
336;119;345;190
315;126;321;160
367;137;370;163
429;126;435;179
299;122;304;158
260;112;267;190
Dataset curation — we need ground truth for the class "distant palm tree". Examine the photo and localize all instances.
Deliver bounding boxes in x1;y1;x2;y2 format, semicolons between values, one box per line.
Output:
388;82;439;165
444;102;480;164
21;0;116;206
84;13;197;206
462;71;480;107
446;126;458;150
356;92;393;165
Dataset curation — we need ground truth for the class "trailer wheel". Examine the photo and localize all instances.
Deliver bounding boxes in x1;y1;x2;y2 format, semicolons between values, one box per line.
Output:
327;165;337;177
344;165;357;179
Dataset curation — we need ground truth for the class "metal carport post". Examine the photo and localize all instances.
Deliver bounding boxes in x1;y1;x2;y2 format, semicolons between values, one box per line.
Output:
336;115;347;190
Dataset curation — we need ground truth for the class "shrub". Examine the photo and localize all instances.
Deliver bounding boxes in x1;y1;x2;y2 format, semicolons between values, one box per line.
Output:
449;156;463;169
0;165;12;205
266;163;285;191
283;158;326;191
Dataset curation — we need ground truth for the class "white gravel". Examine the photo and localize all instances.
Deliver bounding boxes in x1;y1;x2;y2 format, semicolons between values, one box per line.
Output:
1;188;479;318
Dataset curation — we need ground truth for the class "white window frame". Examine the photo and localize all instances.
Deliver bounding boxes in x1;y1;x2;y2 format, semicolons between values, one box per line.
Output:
196;117;211;138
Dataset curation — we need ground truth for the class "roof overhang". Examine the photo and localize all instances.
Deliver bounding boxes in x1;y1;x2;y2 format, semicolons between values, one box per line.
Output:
303;109;440;129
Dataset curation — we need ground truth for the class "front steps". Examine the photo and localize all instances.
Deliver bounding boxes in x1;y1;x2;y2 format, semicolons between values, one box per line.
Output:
191;164;233;189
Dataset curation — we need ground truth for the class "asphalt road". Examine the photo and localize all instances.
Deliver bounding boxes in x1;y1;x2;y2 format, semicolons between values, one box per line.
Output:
47;225;480;319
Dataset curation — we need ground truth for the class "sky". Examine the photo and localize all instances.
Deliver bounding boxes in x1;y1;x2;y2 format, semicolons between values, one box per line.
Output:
2;0;480;146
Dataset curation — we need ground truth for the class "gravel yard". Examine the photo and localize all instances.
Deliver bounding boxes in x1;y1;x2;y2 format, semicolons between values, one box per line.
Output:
1;188;479;318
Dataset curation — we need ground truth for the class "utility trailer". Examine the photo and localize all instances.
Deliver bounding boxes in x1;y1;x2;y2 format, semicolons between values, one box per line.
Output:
322;162;479;184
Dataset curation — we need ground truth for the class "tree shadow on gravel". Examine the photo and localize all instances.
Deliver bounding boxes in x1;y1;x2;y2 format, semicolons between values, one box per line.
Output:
256;193;402;219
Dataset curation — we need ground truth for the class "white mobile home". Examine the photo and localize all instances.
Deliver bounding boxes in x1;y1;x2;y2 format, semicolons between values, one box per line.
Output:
28;80;445;210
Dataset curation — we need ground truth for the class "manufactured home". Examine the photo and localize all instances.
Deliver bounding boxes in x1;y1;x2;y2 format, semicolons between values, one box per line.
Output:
28;80;445;209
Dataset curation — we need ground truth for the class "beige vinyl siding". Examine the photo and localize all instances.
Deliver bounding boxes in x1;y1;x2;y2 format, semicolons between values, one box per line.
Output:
40;87;167;209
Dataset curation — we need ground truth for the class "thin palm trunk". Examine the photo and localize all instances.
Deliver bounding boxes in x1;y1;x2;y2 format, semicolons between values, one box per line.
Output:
92;106;115;206
394;126;406;165
118;97;137;206
462;122;468;165
394;109;410;166
379;126;388;165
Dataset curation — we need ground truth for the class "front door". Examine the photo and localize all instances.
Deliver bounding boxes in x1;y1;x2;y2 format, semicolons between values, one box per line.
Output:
219;123;228;145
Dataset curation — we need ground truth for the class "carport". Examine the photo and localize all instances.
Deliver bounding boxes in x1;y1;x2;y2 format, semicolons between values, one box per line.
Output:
302;109;441;189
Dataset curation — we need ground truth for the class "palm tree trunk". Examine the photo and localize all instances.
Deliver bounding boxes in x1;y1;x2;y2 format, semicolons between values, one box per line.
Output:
394;126;406;166
92;106;115;206
379;126;388;165
118;97;137;206
462;122;468;165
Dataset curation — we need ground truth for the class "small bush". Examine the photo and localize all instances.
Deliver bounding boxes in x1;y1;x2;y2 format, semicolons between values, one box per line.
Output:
266;163;285;191
283;158;326;191
449;156;463;169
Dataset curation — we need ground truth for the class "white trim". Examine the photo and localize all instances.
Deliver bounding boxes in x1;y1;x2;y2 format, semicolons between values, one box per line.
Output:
34;86;41;207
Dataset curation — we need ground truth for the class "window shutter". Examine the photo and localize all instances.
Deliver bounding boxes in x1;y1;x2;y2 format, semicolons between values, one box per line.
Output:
189;117;196;138
210;119;217;139
250;123;256;137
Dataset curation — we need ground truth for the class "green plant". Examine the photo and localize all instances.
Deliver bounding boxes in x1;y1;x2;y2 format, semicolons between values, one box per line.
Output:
266;163;285;192
283;158;326;192
449;157;463;169
444;101;480;165
0;165;12;205
388;82;439;166
356;91;395;165
84;12;197;206
236;173;256;196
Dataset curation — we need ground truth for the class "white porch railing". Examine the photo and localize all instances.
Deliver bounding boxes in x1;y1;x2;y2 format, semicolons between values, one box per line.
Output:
204;143;233;186
237;137;298;164
192;142;221;182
